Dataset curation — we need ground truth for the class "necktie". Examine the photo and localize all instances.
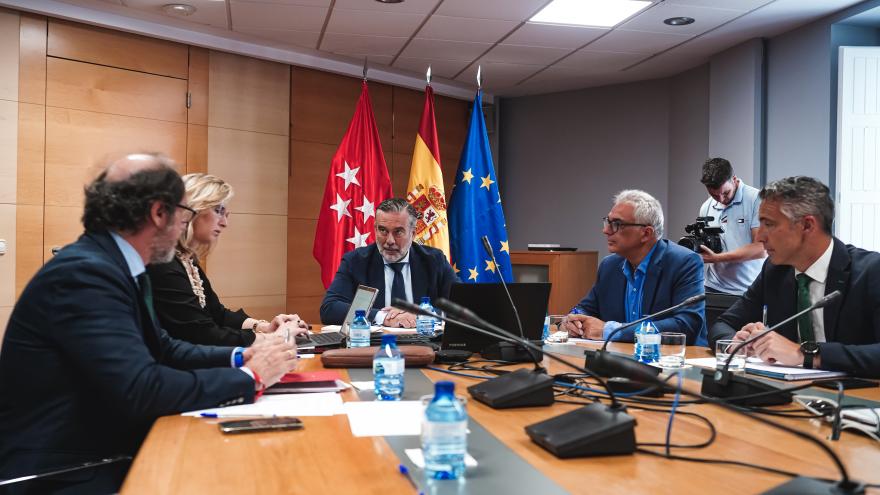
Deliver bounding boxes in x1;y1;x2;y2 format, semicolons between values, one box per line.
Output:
136;272;159;326
796;273;815;342
388;262;407;304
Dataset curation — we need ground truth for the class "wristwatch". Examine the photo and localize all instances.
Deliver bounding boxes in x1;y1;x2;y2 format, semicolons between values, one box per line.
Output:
800;341;820;369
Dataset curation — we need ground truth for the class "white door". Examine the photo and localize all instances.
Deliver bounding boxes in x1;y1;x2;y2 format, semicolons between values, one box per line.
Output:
837;46;880;252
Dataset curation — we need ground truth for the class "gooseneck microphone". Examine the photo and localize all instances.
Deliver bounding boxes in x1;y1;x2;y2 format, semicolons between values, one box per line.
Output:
700;290;843;408
480;235;524;339
600;293;706;352
714;290;842;385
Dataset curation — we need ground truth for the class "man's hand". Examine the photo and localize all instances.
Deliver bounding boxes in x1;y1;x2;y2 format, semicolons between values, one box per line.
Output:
750;331;803;366
562;314;606;339
242;335;298;388
381;307;416;328
700;245;724;264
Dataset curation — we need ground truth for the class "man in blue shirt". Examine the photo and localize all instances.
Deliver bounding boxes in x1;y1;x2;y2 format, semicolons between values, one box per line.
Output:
562;190;707;345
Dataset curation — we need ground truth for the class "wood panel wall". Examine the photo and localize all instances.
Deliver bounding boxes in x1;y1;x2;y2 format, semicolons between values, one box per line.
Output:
288;68;468;323
0;8;470;340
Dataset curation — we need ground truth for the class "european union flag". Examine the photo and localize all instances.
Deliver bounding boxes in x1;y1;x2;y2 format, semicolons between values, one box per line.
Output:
449;90;513;283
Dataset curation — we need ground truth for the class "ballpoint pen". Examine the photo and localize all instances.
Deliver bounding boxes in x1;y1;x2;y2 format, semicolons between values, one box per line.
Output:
762;304;768;326
398;464;424;495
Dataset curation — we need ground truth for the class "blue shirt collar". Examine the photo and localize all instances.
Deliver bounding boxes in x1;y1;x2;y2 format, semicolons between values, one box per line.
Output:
621;240;659;282
109;231;146;279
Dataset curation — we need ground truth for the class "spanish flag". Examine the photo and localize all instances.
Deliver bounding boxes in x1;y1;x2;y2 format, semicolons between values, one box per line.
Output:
406;84;450;259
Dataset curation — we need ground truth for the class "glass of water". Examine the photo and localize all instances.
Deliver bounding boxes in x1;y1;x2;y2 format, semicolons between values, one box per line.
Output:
716;339;746;372
658;332;686;368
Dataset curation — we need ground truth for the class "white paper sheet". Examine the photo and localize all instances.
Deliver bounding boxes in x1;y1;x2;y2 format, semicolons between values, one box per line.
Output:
350;381;375;391
343;400;424;437
685;357;847;380
182;392;345;418
404;449;478;468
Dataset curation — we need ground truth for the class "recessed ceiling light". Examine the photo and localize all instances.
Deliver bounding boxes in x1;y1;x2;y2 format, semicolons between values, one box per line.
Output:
529;0;651;28
375;0;404;3
664;17;695;26
162;4;196;16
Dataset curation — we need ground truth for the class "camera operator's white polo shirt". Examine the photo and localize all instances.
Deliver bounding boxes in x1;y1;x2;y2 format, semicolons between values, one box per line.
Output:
699;181;764;294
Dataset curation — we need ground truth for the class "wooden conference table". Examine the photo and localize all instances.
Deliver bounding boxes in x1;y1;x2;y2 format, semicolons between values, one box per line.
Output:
121;342;880;494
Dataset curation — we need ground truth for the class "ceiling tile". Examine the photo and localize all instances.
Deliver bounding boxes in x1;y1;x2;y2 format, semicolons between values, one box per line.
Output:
436;0;549;22
232;0;330;6
665;0;771;10
417;15;519;43
399;38;492;62
333;0;439;14
231;2;328;31
332;53;395;66
620;3;744;35
124;0;229;28
505;23;607;49
321;33;408;56
555;49;648;72
456;60;544;87
393;57;470;79
484;43;570;65
326;9;426;37
235;27;320;49
586;29;693;54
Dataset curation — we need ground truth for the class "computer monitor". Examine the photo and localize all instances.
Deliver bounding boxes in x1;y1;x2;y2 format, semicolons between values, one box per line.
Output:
441;282;551;353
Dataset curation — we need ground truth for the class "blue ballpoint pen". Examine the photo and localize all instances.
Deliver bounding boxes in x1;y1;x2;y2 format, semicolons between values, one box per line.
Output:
398;464;423;495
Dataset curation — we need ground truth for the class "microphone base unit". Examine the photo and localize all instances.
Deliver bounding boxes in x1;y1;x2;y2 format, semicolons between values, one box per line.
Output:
607;376;665;397
467;368;555;409
584;349;662;379
524;403;636;458
761;476;865;495
700;368;793;407
481;341;544;362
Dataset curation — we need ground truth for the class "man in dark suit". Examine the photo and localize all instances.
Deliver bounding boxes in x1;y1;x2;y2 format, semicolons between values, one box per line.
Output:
0;154;298;493
710;177;880;377
563;190;707;345
321;198;458;327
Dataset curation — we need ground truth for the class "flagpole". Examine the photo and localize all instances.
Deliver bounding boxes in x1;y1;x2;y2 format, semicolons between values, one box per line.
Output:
363;57;368;82
476;65;481;89
426;65;431;86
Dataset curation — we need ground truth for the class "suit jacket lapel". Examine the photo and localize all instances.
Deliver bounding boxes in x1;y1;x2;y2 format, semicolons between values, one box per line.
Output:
822;238;850;341
410;246;428;304
368;246;387;308
88;230;162;358
641;241;665;316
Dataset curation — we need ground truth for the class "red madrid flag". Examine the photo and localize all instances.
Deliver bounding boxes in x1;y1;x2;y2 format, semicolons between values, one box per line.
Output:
313;81;393;288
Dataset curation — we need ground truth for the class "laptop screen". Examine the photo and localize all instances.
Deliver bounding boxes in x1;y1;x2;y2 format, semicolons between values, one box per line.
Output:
341;285;378;336
441;282;551;353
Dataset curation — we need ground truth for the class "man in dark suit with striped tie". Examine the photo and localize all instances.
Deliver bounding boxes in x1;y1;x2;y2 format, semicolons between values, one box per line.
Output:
0;153;298;493
320;198;458;328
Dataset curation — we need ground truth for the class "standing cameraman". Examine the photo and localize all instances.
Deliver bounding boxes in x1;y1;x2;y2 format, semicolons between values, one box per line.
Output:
698;158;765;294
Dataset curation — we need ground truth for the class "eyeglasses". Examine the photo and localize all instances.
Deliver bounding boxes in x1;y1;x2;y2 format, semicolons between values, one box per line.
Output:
602;216;649;234
176;204;197;223
212;205;230;219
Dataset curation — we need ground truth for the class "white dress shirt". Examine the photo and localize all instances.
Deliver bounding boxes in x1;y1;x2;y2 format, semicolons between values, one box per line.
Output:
375;251;413;325
794;239;834;342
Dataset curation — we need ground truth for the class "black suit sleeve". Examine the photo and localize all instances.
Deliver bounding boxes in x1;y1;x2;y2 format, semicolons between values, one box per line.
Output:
149;260;255;347
52;260;254;419
320;254;359;324
709;267;766;349
437;251;459;297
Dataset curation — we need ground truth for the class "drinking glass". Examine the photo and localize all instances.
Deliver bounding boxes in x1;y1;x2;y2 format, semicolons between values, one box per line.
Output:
658;332;686;368
716;339;746;372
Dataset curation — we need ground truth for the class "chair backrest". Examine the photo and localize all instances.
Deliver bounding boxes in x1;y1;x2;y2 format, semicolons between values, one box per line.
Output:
705;292;741;329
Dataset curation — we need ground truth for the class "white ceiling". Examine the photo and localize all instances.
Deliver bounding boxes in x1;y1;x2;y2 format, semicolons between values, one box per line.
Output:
19;0;876;97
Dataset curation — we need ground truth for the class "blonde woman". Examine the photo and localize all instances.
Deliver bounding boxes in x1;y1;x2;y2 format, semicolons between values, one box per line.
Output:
148;173;305;346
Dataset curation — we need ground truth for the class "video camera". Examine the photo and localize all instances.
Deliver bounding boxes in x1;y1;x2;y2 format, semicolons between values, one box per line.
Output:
678;216;723;253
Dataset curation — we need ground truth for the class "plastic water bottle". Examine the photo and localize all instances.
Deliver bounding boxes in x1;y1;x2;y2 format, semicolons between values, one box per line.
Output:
634;320;660;364
349;309;370;348
422;381;467;480
417;296;437;337
373;334;404;400
541;314;551;341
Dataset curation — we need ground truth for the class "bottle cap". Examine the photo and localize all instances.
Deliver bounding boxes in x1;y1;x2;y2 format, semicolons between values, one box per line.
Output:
355;309;366;317
421;296;430;304
380;334;397;345
434;381;455;396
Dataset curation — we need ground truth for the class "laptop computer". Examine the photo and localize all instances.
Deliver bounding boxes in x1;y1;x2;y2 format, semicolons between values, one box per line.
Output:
441;282;551;353
296;285;378;351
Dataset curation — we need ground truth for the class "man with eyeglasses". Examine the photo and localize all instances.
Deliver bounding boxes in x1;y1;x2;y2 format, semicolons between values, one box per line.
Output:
321;198;458;328
561;190;707;345
0;154;298;493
